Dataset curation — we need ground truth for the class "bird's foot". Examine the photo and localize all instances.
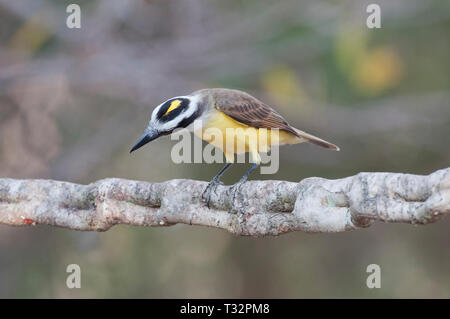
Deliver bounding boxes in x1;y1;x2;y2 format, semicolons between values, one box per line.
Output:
202;178;224;208
228;179;247;213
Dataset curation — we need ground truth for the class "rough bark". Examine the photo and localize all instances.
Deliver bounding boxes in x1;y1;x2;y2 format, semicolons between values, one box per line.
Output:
0;167;449;236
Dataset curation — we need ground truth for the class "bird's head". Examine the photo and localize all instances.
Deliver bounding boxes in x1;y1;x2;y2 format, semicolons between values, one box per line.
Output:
130;94;202;153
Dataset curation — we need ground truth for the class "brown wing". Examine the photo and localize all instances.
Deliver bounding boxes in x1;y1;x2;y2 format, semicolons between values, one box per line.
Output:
211;88;340;151
212;89;294;132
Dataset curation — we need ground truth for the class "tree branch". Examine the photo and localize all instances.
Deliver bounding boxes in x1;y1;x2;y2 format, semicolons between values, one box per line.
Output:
0;167;449;236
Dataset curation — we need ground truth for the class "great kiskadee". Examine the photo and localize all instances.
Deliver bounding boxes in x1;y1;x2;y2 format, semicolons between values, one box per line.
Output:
130;88;339;206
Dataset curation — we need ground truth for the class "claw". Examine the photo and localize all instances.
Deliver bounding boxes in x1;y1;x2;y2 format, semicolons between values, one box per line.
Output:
202;178;223;208
202;163;233;208
228;180;245;212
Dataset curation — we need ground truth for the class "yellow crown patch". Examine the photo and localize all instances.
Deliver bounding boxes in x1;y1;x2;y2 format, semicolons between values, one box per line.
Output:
164;99;182;116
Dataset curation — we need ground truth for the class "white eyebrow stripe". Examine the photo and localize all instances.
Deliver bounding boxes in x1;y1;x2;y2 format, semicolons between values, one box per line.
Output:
149;96;185;127
150;103;163;123
150;95;199;131
159;99;197;130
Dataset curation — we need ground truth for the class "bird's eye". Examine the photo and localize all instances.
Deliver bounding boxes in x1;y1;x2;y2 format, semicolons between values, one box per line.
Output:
156;98;189;122
163;99;182;116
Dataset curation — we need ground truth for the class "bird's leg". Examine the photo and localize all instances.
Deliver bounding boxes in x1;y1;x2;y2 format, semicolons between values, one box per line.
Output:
202;163;232;208
229;163;259;208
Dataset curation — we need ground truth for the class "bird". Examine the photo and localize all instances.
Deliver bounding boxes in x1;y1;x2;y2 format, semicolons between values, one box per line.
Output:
130;88;340;206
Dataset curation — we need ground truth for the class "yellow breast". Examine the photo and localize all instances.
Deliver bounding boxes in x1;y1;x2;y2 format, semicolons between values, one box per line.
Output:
193;111;302;163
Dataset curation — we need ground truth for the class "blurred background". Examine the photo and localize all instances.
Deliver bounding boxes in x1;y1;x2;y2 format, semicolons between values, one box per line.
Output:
0;0;449;298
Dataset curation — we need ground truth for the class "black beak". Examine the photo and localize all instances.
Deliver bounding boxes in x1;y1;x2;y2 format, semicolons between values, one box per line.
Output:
130;129;160;153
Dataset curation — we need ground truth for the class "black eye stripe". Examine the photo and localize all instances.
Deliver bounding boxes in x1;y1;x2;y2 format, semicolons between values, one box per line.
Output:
157;98;189;122
178;108;199;128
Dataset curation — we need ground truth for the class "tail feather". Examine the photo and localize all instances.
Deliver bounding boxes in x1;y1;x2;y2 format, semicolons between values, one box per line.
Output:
292;128;340;151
